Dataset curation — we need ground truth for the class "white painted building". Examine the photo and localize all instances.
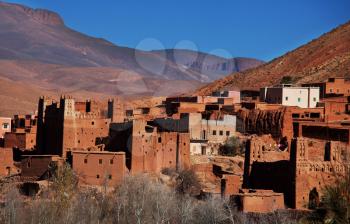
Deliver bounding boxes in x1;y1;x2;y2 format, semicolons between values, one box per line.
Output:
260;84;320;108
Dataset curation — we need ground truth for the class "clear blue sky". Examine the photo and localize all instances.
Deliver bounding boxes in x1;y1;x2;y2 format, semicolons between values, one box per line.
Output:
4;0;350;61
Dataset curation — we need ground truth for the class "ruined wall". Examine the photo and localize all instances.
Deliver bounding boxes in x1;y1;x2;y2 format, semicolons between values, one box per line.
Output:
21;156;62;180
221;174;241;197
237;108;285;138
72;151;126;186
130;120;190;174
235;190;285;213
291;138;349;209
243;135;293;206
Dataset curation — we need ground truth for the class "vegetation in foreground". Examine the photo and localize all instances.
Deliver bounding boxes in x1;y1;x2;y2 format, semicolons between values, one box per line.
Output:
0;163;348;224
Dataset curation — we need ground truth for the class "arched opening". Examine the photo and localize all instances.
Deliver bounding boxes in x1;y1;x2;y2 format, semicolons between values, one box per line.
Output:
308;187;320;209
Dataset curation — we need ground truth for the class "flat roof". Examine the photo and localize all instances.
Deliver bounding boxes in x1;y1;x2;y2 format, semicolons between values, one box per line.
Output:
72;150;125;155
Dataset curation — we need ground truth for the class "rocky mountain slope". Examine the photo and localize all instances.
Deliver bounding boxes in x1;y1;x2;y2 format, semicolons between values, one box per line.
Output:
0;1;264;116
0;1;262;87
195;21;350;95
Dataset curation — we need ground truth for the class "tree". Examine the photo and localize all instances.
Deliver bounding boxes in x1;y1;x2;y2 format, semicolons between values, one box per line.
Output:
50;162;78;208
280;76;293;84
220;136;244;156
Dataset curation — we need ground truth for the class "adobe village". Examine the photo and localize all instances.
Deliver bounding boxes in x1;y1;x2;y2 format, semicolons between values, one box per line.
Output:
0;1;350;223
1;76;349;220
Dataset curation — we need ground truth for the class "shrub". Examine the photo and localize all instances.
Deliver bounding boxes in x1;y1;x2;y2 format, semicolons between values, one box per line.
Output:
220;136;244;156
280;76;293;84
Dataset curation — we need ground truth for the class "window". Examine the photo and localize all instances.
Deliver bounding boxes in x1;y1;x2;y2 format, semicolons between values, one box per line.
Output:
2;123;9;129
158;137;162;143
219;130;223;136
84;159;88;164
298;98;301;102
110;159;113;165
27;161;31;168
108;175;112;180
226;131;230;136
330;88;333;93
96;174;100;179
285;97;288;101
292;113;300;118
99;159;103;164
212;130;217;135
92;121;95;125
313;97;317;102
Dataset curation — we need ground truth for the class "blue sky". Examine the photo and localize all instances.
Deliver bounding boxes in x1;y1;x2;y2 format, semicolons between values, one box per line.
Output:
4;0;350;61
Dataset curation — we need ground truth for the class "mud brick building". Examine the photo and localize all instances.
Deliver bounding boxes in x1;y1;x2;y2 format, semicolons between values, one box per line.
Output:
108;118;190;174
303;77;350;98
0;148;18;176
4;114;37;150
108;98;126;123
233;189;285;213
71;151;126;186
0;117;11;139
36;96;110;157
243;135;349;210
21;155;63;180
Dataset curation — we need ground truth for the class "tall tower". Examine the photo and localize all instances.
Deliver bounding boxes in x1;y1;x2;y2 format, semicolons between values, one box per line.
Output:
36;96;52;154
108;97;125;123
59;95;76;157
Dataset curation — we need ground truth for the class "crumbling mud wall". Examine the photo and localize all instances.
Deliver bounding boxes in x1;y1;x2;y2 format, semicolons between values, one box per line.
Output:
237;108;286;138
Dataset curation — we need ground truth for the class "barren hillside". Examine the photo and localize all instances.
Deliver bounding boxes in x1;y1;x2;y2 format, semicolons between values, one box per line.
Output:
195;21;350;95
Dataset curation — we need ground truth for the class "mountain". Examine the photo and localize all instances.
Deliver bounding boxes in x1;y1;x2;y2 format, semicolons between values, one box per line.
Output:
152;49;264;81
195;21;350;95
0;1;263;101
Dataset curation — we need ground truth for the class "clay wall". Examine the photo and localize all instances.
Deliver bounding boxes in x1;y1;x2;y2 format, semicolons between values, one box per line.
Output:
21;155;62;180
0;148;17;176
72;151;126;186
291;138;349;209
130;120;190;174
4;132;36;150
234;190;285;213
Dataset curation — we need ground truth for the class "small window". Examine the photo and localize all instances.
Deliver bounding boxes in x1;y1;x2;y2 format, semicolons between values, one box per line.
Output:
298;98;301;102
219;130;223;136
110;159;113;164
313;97;317;102
108;175;112;179
226;131;230;136
84;159;88;164
285;97;288;101
27;162;31;168
2;123;9;129
96;174;100;179
330;88;333;93
158;137;162;143
212;130;217;135
292;113;300;118
99;159;103;164
92;121;95;125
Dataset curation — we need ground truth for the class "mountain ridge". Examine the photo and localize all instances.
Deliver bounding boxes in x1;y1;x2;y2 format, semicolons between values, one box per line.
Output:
195;20;350;95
